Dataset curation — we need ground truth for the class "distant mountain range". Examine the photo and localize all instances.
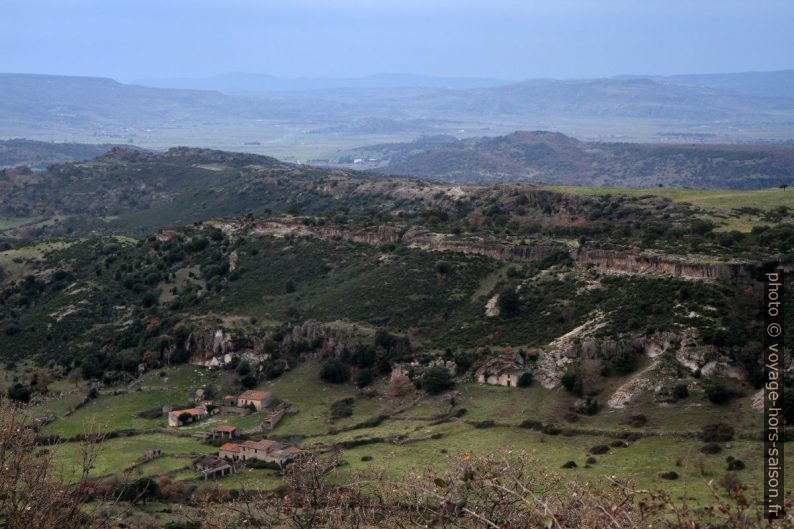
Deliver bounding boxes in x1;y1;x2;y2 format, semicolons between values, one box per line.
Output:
352;130;794;189
2;71;793;145
133;72;512;93
136;70;794;99
641;70;794;98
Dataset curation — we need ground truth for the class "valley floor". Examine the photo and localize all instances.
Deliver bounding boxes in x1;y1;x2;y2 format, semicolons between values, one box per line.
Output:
22;361;789;526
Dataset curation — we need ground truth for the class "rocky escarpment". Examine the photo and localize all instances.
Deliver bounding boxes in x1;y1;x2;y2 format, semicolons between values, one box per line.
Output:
251;220;403;246
281;320;366;357
575;248;752;280
186;320;369;367
186;328;264;365
401;227;561;263
249;219;562;264
241;218;755;281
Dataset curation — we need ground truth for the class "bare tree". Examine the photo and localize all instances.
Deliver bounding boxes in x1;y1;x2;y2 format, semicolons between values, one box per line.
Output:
0;398;136;529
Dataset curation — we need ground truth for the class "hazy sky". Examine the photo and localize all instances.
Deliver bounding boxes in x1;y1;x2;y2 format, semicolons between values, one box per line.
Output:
1;0;792;82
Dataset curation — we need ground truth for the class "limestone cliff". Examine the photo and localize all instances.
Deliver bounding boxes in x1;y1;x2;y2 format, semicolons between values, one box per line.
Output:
242;218;755;281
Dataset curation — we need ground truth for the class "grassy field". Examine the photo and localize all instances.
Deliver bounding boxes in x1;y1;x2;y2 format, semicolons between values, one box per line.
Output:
43;389;189;437
0;216;38;230
335;422;773;505
0;241;76;281
35;359;789;507
49;433;215;481
543;185;794;211
542;184;793;233
259;362;381;436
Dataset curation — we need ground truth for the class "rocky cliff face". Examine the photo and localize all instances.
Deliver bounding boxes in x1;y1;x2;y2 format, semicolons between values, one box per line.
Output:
281;320;364;357
246;219;754;281
402;227;561;263
575;248;751;280
186;328;264;364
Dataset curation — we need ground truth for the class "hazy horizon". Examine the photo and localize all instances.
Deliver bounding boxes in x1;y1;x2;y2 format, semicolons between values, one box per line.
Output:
2;0;793;83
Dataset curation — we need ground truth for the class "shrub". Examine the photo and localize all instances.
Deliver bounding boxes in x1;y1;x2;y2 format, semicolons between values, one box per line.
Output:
142;292;158;308
659;471;679;480
672;383;689;400
727;459;745;471
361;455;373;462
330;398;354;421
720;472;742;493
320;359;351;384
563;412;579;423
625;414;647;428
541;424;561;436
561;461;577;469
589;444;609;455
610;440;629;448
137;407;163;419
265;362;285;380
560;368;583;396
236;360;251;376
602;349;639;376
420;367;454;395
585;456;597;465
435;261;451;274
575;397;601;416
7;383;31;403
354;369;373;388
497;288;521;316
700;442;722;455
240;375;258;389
704;381;740;405
701;423;735;443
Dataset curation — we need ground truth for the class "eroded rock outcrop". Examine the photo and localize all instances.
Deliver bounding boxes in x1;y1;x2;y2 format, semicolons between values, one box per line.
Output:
243;218;756;281
282;320;365;357
187;328;264;366
575;248;751;280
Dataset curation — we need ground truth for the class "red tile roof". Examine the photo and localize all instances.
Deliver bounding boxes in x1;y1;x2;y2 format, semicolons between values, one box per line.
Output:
219;442;242;452
169;407;205;417
242;439;280;451
213;425;238;433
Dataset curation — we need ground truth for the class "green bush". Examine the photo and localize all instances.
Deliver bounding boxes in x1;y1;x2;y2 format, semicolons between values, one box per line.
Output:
320;358;351;384
497;288;521;316
420;366;455;395
7;383;31;403
240;374;257;389
701;423;735;443
354;369;373;388
704;381;740;405
589;444;610;455
435;261;452;274
672;383;689;400
330;398;354;421
575;397;601;416
561;368;583;396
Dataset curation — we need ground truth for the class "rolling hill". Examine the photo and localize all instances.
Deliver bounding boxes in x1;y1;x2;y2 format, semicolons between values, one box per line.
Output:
352;130;794;188
2;72;794;147
0;138;127;169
